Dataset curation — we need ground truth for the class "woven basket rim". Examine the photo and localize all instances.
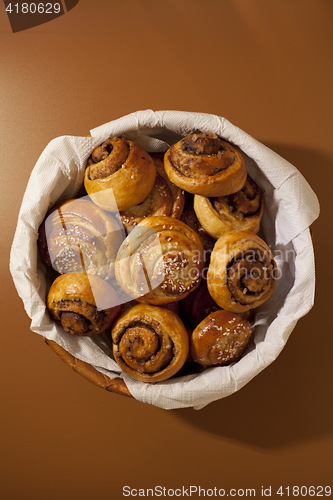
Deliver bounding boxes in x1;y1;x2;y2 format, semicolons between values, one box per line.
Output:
45;338;131;398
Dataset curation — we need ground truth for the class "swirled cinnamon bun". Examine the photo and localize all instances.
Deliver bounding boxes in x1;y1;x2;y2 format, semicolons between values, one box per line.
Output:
119;174;180;232
111;304;189;382
207;231;277;313
164;133;247;196
121;299;180;316
115;216;205;305
194;176;264;239
47;273;120;336
150;152;185;219
38;198;124;280
190;310;252;366
84;137;156;211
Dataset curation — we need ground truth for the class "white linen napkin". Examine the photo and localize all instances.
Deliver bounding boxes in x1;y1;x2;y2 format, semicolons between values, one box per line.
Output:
10;110;320;409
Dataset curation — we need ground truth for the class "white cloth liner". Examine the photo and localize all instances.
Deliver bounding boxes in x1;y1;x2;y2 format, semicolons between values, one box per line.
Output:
10;110;320;409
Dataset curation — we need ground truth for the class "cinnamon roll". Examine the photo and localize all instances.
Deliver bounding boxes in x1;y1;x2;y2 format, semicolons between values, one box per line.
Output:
111;304;189;382
190;310;252;366
164;132;247;196
207;231;277;313
115;216;205;305
84;137;156;211
38;198;124;280
47;273;120;336
194;176;264;239
121;299;180;316
151;152;185;218
119;174;180;232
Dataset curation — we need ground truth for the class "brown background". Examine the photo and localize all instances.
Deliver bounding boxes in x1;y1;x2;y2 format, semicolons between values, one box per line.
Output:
1;1;332;499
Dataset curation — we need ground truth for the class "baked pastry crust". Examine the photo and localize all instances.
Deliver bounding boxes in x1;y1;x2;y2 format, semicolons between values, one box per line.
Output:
40;129;279;383
115;216;205;304
151;153;185;218
47;273;120;336
119;154;185;231
38;198;123;280
164;133;247;196
84;137;156;211
207;231;277;313
120;174;178;231
194;175;264;239
190;310;252;366
111;304;189;382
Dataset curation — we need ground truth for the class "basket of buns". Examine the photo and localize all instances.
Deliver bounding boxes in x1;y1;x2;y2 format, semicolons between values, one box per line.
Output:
10;110;319;409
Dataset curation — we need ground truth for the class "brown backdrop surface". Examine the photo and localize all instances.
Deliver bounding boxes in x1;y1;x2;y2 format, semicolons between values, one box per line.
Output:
0;1;332;499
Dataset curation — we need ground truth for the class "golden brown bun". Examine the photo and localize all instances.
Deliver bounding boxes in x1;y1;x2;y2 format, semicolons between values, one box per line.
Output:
119;174;181;231
207;231;277;313
38;198;123;280
121;298;180;316
194;175;264;239
150;153;185;218
47;273;120;336
190;310;252;366
84;137;156;211
164;133;247;196
111;304;189;383
115;216;205;305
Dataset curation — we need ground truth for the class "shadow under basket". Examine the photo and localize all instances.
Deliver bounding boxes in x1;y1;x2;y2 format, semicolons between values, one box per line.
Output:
45;339;131;398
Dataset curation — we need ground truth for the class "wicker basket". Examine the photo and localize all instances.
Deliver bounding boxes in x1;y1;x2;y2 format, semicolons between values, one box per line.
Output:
10;110;319;409
46;338;131;397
